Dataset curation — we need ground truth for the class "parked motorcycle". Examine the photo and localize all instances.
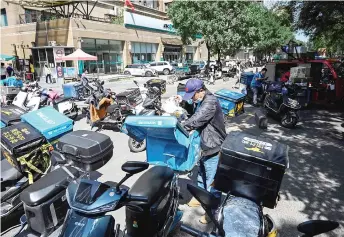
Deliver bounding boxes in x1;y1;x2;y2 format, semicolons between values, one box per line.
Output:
180;185;338;237
40;89;79;120
263;82;301;128
86;81;135;131
57;161;182;237
6;130;114;237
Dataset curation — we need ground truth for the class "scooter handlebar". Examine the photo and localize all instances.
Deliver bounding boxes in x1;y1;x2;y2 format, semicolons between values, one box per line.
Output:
126;195;148;203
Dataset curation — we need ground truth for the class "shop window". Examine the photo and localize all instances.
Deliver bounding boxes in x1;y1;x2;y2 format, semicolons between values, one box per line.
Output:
38;49;46;62
64;48;74;67
0;8;8;26
46;48;55;68
32;49;39;67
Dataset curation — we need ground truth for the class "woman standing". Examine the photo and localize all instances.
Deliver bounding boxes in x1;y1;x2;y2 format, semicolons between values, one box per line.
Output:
44;64;52;83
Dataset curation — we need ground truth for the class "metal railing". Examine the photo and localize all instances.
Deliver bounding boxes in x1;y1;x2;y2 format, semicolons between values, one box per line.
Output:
19;11;124;25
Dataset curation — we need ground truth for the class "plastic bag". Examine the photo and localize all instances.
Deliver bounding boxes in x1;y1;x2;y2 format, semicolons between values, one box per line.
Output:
162;96;188;119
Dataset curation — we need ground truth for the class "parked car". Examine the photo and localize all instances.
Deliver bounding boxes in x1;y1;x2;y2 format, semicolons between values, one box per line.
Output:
124;64;158;77
148;61;174;75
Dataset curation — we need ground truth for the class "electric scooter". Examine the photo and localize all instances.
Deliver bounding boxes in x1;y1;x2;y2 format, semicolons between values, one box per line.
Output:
58;161;182;237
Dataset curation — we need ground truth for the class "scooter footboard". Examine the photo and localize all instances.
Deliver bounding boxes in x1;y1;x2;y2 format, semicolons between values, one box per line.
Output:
59;210;115;237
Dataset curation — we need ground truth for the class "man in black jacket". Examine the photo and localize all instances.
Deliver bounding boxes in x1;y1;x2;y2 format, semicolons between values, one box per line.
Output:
179;79;226;223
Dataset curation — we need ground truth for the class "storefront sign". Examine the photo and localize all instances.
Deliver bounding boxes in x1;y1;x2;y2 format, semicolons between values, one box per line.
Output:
56;66;64;78
124;11;176;33
53;48;65;62
63;67;76;77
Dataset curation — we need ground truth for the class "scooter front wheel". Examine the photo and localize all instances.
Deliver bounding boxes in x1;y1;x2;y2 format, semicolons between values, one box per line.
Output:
128;138;146;153
281;113;298;128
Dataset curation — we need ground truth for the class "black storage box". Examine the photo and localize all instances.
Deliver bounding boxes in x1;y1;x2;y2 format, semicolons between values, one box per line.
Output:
116;88;143;107
20;167;80;236
1;105;26;126
214;132;289;208
55;130;113;171
145;79;166;94
1;122;46;173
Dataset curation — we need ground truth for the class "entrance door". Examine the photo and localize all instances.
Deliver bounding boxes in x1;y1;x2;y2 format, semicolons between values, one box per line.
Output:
103;53;110;73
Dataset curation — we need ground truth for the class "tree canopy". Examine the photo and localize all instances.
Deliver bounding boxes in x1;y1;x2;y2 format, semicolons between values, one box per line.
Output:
167;0;294;62
288;1;344;54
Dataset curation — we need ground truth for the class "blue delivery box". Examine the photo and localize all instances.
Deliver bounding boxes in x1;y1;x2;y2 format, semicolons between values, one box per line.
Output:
215;89;245;117
21;107;73;143
123;116;200;172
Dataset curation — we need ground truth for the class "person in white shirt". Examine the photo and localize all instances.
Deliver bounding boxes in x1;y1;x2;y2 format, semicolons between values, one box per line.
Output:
44;64;52;83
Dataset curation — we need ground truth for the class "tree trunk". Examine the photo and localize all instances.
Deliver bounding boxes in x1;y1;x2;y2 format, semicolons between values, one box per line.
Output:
206;41;211;74
217;48;221;62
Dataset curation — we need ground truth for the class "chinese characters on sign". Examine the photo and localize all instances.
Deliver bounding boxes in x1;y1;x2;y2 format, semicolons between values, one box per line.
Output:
3;128;31;144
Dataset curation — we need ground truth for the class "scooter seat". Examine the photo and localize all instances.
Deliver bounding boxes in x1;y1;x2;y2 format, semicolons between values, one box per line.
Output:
0;159;23;183
129;166;174;206
20;167;80;206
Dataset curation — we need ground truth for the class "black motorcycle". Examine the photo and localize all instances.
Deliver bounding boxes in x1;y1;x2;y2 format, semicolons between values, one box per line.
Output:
180;184;339;237
263;82;301;128
57;161;182;237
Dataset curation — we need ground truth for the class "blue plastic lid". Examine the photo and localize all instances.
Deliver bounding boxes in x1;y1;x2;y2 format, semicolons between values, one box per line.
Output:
215;89;245;100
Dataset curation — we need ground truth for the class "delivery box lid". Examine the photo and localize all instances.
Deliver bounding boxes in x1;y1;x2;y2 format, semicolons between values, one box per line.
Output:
21;107;73;140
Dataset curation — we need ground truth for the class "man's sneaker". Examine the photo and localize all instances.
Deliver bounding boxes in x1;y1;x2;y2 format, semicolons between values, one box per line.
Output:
187;197;201;207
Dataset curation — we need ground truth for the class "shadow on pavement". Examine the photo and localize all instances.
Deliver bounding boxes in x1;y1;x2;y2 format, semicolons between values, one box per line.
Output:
225;106;344;236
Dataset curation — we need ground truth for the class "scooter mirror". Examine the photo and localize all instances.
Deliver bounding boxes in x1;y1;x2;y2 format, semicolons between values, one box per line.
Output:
133;80;138;86
121;161;149;175
101;81;105;85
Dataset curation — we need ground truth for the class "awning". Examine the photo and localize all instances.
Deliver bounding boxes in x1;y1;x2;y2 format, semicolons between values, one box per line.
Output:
161;38;183;46
61;49;97;61
0;54;16;61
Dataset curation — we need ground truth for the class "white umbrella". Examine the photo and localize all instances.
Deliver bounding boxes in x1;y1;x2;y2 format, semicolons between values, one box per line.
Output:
61;49;97;61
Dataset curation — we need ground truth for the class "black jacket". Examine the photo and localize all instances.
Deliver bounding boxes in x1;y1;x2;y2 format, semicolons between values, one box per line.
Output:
183;90;226;156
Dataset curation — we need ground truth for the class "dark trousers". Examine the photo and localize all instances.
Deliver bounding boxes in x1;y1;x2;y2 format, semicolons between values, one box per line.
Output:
46;74;52;83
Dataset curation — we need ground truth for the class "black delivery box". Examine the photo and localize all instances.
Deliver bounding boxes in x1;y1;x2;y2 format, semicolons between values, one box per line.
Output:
56;130;113;171
214;132;289;208
1;105;26;126
145;79;166;95
1;122;46;172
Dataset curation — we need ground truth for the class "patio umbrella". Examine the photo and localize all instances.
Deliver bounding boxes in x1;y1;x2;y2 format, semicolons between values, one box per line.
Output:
61;49;97;78
0;54;15;61
61;49;97;61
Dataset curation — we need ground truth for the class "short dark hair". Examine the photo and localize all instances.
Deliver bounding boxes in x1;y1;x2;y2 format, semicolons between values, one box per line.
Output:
1;63;4;66
261;68;267;72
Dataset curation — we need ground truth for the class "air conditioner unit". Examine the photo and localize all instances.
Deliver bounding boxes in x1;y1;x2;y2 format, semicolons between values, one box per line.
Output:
48;41;56;46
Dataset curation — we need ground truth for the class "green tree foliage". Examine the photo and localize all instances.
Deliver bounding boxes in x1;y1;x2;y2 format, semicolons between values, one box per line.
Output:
253;5;294;59
167;0;293;64
288;1;344;54
167;0;259;65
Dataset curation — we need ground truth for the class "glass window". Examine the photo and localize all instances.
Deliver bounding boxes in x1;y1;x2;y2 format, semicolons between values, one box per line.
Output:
150;62;156;66
164;62;168;65
0;8;8;26
133;42;140;54
64;48;74;67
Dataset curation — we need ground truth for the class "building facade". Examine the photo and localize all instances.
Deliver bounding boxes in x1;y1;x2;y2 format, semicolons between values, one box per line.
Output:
0;0;208;77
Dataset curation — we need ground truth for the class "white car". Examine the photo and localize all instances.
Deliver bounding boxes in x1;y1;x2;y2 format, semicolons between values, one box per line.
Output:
147;61;174;75
123;64;158;77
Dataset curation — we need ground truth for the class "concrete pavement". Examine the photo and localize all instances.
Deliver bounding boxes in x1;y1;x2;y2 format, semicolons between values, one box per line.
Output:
3;73;344;237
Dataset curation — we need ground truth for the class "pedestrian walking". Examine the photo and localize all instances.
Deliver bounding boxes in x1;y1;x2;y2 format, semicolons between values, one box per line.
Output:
1;63;6;79
6;63;14;77
44;64;52;83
